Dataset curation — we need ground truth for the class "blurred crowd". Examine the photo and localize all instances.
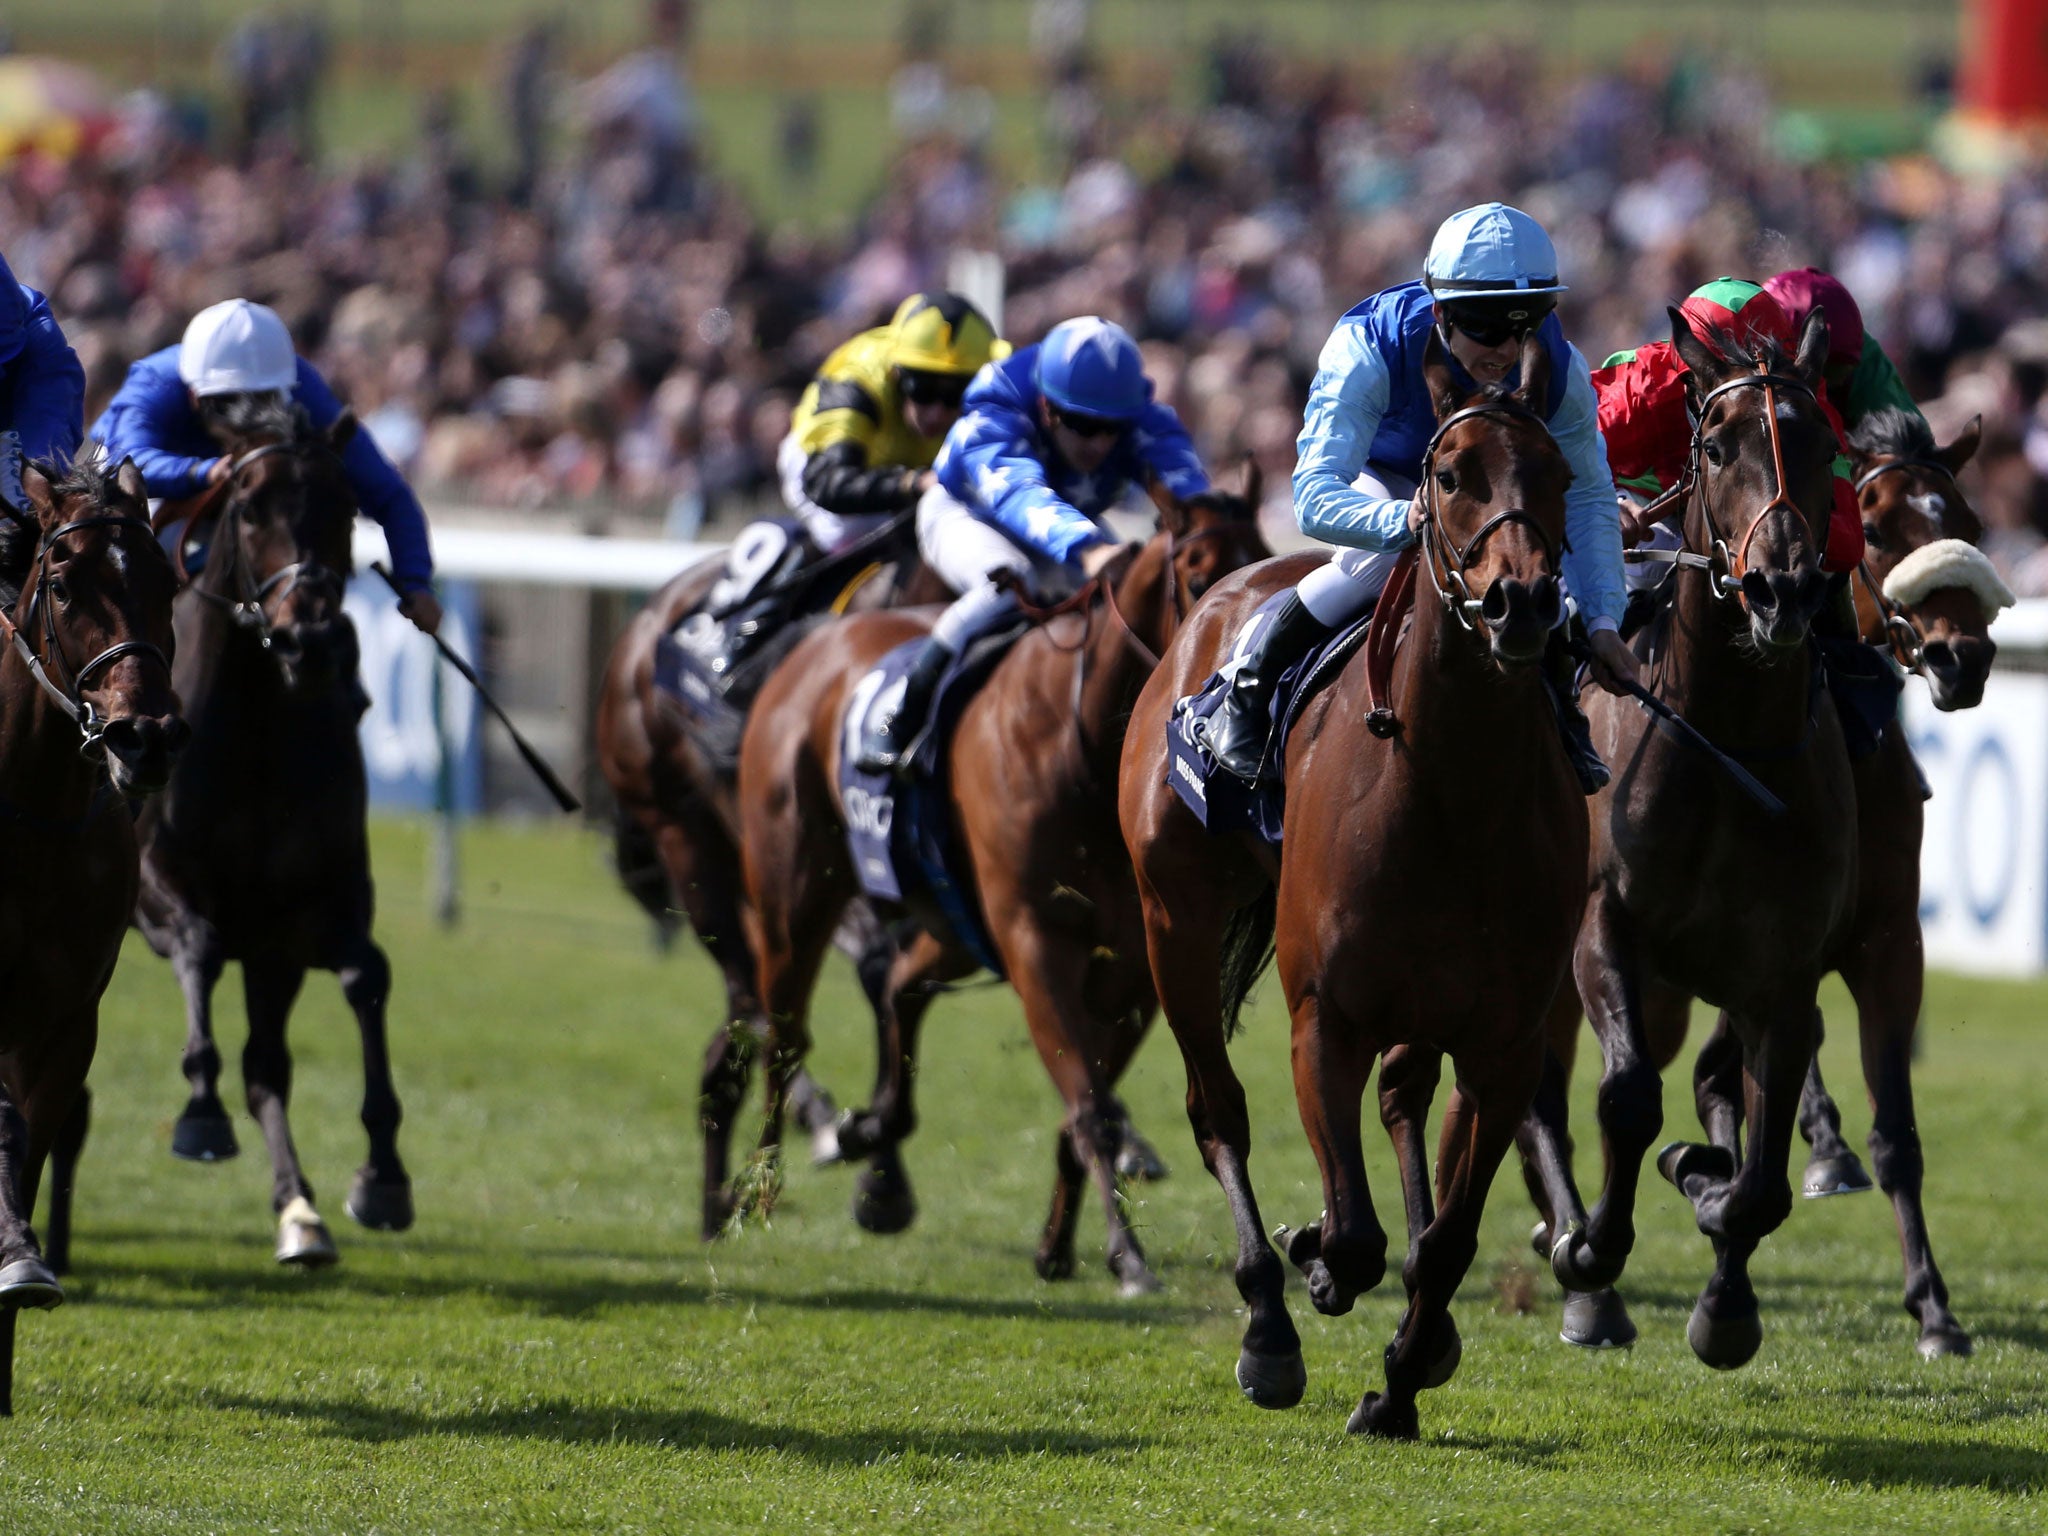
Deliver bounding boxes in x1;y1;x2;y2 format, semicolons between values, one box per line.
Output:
9;7;2048;583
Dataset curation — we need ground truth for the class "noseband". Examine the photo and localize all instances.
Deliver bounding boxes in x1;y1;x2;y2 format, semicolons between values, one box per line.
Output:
1;513;173;760
1851;456;1966;674
193;439;339;648
1415;399;1562;630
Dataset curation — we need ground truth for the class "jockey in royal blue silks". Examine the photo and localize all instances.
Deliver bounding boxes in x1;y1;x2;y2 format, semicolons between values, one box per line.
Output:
89;299;442;635
1198;201;1640;789
0;250;87;512
853;315;1211;774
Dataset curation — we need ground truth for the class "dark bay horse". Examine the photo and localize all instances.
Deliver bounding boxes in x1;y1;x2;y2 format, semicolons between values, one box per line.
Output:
1519;309;1858;1371
0;458;184;1413
1119;333;1586;1439
1526;407;1995;1358
733;480;1266;1287
49;401;412;1273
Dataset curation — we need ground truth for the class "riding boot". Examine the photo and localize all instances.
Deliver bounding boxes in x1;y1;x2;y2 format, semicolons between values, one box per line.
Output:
1202;593;1334;783
1544;631;1610;796
856;635;953;776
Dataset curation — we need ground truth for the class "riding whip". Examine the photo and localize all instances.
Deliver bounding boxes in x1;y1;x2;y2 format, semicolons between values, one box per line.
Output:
369;562;582;814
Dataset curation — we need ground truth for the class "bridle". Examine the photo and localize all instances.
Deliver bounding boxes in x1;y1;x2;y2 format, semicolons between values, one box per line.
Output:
190;439;340;649
1414;398;1563;629
1850;455;1964;674
0;511;173;760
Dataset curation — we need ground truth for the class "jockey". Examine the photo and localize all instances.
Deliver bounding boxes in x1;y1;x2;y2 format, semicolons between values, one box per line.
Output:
1761;267;1922;431
89;298;441;635
853;315;1209;774
1202;202;1637;785
0;249;86;512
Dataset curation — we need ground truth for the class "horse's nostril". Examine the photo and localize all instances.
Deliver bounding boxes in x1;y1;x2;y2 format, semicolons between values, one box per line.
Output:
1921;640;1956;677
1481;583;1513;626
1531;575;1562;629
1741;571;1777;611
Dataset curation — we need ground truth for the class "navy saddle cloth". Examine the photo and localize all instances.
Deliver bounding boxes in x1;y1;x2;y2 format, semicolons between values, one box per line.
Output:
1165;589;1377;846
838;623;1027;976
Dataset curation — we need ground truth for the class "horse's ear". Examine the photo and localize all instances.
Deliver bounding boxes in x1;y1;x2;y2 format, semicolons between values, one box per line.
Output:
1145;473;1189;535
1421;326;1463;421
1511;327;1549;412
19;462;53;517
328;407;359;453
1935;414;1983;476
1792;307;1830;388
1239;453;1262;516
1669;305;1723;387
115;456;149;506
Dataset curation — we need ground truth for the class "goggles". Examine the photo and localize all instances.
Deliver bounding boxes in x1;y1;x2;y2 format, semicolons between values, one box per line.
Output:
1050;405;1126;440
1441;298;1555;349
896;368;971;407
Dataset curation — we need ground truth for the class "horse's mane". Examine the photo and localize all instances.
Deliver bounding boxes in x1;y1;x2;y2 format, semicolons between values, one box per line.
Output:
1849;407;1937;463
0;458;111;609
1694;323;1799;378
199;392;313;446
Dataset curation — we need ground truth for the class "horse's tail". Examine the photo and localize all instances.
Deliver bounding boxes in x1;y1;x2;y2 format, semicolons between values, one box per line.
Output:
612;808;681;950
1218;885;1278;1042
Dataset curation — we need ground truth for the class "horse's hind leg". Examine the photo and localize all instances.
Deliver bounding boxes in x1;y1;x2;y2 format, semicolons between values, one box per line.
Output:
1794;1011;1873;1197
170;921;236;1162
42;1088;89;1276
240;959;336;1268
0;1068;69;1415
337;937;413;1232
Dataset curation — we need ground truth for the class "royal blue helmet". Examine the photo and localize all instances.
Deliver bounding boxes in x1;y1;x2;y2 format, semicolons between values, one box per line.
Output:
1034;317;1148;422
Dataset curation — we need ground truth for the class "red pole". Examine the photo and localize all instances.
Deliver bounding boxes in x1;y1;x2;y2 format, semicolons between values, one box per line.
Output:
1962;0;2048;125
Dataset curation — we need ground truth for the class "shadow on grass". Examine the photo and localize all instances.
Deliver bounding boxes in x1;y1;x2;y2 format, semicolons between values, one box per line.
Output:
1768;1427;2048;1495
212;1393;1147;1465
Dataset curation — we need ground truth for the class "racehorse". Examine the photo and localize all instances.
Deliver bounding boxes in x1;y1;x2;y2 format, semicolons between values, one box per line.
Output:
0;458;184;1414
1119;332;1586;1438
596;520;960;1237
732;476;1267;1287
1523;407;1993;1358
47;400;411;1273
1518;309;1858;1371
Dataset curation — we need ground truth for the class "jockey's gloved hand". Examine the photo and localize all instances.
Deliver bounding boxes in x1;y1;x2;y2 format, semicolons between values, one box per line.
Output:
1079;540;1123;579
398;588;443;636
1584;626;1641;695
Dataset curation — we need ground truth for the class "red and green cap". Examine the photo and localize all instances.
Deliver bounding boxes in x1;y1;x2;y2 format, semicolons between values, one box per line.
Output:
1677;277;1796;360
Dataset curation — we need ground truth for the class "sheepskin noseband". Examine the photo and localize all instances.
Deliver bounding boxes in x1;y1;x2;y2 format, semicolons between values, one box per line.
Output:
1880;538;2017;619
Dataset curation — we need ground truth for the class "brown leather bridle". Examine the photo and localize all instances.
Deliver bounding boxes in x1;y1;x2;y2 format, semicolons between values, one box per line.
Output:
1413;398;1564;629
1850;455;1965;674
1686;371;1826;599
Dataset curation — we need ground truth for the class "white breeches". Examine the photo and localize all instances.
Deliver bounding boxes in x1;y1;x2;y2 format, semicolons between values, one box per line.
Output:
1295;466;1417;626
917;484;1099;652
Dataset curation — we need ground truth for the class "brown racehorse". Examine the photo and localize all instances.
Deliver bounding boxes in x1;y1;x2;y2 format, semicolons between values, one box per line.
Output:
733;478;1267;1287
1519;309;1858;1372
47;401;411;1274
596;524;956;1237
0;458;185;1414
1523;407;1993;1357
1119;332;1586;1439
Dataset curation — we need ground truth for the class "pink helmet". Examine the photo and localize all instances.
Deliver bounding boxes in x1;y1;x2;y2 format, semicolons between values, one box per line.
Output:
1763;268;1864;367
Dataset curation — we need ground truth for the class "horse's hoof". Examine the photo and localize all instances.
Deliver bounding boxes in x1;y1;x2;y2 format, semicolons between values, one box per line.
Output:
1657;1141;1737;1191
1035;1246;1076;1283
276;1197;339;1268
345;1171;415;1233
1114;1131;1170;1183
851;1166;916;1235
0;1257;63;1310
1918;1325;1973;1361
701;1195;735;1243
170;1108;239;1163
1117;1264;1163;1299
1561;1288;1637;1349
1346;1391;1420;1441
1235;1348;1306;1409
1801;1152;1874;1199
1530;1219;1552;1259
1687;1295;1762;1370
1422;1318;1463;1390
1549;1226;1620;1293
810;1114;846;1168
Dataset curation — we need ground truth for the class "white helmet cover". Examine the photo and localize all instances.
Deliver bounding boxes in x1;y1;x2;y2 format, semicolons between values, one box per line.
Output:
178;299;297;397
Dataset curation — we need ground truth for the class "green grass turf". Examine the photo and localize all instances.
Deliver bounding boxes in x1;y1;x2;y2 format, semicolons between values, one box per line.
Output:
1;814;2041;1532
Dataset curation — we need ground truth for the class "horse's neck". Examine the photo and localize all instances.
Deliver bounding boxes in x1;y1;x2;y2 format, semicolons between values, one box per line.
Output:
1660;541;1814;745
1073;539;1171;769
0;661;100;817
1391;589;1549;763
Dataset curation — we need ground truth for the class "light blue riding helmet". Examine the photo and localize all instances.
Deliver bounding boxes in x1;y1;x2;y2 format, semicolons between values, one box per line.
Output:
1423;203;1569;299
1034;316;1148;422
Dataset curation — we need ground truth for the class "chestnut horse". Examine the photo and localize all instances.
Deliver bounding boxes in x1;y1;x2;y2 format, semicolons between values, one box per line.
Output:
1119;332;1585;1439
733;479;1267;1287
1518;309;1858;1371
47;401;411;1274
0;458;185;1414
1524;407;1993;1358
597;525;955;1236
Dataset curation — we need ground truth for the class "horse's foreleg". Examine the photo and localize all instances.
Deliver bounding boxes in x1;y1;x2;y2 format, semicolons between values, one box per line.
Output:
170;921;235;1162
41;1088;89;1275
1516;984;1584;1256
0;1064;69;1413
241;960;334;1268
1377;1044;1443;1267
1288;990;1387;1318
337;937;412;1232
1692;1012;1745;1157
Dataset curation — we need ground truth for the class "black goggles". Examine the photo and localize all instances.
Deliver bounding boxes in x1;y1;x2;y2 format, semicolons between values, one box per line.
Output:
1441;299;1554;349
1050;405;1126;440
897;369;970;407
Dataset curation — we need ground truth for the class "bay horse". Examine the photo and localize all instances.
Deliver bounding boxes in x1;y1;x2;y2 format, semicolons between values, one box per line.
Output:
0;457;185;1414
48;399;411;1273
1118;332;1585;1438
732;476;1266;1288
1524;407;1993;1358
1518;308;1858;1371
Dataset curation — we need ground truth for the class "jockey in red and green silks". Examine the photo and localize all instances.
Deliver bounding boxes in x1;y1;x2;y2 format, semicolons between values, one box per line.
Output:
1761;267;1922;431
1591;276;1864;579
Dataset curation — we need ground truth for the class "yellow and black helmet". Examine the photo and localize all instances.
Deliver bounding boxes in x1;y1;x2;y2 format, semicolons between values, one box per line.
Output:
889;292;1008;379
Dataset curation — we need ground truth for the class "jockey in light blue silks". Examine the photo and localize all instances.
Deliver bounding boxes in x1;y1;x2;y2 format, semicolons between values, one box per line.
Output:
1200;202;1640;786
0;250;87;511
90;299;443;636
854;316;1210;773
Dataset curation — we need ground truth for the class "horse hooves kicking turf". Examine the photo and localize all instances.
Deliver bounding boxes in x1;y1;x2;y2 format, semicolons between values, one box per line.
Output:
345;1172;416;1232
1346;1391;1420;1441
850;1164;916;1235
1236;1348;1307;1409
169;1107;240;1163
275;1197;340;1268
1560;1288;1637;1349
0;1258;64;1309
1687;1297;1762;1370
1114;1131;1170;1183
1801;1152;1874;1198
1918;1325;1974;1361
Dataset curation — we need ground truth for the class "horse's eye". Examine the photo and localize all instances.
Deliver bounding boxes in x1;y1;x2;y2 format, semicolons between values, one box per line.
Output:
49;575;69;603
1701;437;1725;467
1436;470;1456;494
1862;521;1884;550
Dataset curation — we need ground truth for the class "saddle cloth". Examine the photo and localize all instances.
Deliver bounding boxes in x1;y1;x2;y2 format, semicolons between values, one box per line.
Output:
837;623;1027;975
